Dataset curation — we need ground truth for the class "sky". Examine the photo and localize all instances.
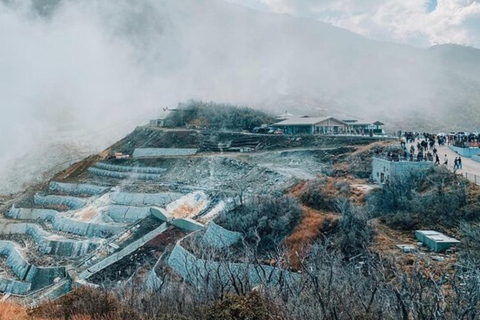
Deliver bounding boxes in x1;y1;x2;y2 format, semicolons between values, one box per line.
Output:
226;0;480;48
0;0;480;193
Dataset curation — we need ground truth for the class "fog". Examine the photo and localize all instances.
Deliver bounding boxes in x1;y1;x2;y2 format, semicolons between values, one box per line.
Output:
1;0;479;193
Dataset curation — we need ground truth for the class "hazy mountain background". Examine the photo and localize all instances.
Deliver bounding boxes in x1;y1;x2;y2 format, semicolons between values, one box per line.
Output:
1;0;480;193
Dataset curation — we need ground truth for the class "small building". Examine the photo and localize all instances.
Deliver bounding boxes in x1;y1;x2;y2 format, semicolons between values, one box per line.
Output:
273;116;347;135
415;230;460;252
372;157;433;184
149;119;165;127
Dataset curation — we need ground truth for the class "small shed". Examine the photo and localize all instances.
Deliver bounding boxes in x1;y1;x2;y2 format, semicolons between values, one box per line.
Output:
149;119;165;127
415;230;460;252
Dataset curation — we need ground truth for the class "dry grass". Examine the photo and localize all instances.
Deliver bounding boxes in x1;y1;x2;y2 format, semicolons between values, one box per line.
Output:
0;302;35;320
285;206;338;269
349;141;392;157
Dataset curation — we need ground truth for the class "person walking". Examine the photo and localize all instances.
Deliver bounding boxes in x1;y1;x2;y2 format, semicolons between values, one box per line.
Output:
459;156;462;169
454;157;458;169
435;153;440;165
444;154;448;166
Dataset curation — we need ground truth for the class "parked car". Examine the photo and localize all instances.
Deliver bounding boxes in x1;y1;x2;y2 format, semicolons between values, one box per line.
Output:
252;126;276;134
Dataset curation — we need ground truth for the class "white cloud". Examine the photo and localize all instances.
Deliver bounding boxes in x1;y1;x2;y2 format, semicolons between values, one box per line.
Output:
230;0;480;48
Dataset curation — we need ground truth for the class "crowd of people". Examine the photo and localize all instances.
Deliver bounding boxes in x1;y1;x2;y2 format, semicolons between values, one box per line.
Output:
395;132;464;169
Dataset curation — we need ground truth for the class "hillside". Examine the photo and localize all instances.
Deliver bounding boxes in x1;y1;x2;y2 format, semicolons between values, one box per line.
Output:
1;108;480;318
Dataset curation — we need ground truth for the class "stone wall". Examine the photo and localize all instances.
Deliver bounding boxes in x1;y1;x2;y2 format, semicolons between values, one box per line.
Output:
171;218;204;232
95;162;167;174
0;278;31;295
110;192;182;206
167;242;299;289
34;194;87;210
133;148;198;158
101;206;150;223
201;221;242;249
8;207;125;238
0;241;66;294
0;223;97;257
88;167;164;181
49;181;109;196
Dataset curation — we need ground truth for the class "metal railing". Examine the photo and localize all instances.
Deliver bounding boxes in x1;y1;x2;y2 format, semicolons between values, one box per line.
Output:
463;172;480;185
373;155;434;163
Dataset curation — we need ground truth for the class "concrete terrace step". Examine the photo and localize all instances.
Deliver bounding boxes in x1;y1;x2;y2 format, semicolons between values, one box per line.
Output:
7;207;126;238
109;192;183;207
88;167;164;181
0;241;66;294
34;194;87;210
94;162;167;174
49;181;110;197
0;223;99;258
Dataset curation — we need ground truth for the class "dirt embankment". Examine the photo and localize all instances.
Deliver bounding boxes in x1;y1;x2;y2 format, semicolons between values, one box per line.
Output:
106;127;393;156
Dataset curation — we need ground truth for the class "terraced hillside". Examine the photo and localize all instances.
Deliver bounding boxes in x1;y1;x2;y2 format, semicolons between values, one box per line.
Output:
0;127;388;304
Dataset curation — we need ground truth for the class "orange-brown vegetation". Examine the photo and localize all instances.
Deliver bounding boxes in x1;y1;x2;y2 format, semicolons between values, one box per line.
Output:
349;141;392;157
285;206;338;269
31;287;136;320
0;302;34;320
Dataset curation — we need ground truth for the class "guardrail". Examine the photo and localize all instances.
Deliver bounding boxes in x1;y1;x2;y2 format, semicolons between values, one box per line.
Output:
373;155;434;163
463;172;480;185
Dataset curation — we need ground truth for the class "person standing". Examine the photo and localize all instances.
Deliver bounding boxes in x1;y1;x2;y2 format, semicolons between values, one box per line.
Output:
454;157;458;169
459;157;462;169
435;153;440;165
444;154;448;166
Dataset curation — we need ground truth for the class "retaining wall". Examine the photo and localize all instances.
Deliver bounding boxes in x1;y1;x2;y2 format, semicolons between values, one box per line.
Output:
0;277;31;295
8;207;125;238
133;148;197;158
0;223;96;257
167;243;299;288
94;162;167;174
110;192;182;206
0;241;66;293
150;207;172;222
102;206;150;223
171;218;204;232
88;167;163;181
79;223;168;280
201;221;242;249
49;181;110;196
34;194;87;210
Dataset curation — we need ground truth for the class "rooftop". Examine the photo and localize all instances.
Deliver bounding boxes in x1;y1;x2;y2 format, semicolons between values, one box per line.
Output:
417;230;460;243
274;116;347;126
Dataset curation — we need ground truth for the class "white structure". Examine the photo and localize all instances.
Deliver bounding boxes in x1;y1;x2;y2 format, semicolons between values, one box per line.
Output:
372;157;433;184
273;116;348;135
